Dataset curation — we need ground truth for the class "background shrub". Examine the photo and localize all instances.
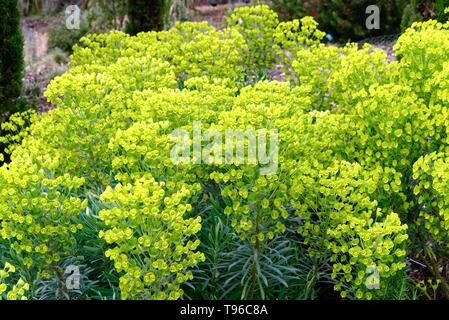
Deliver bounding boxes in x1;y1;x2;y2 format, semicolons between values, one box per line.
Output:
272;0;407;40
19;0;83;16
85;0;127;33
401;0;424;29
0;0;25;115
126;0;169;35
434;0;449;22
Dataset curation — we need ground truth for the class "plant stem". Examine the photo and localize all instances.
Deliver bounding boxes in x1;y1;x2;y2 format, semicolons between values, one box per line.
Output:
249;208;260;299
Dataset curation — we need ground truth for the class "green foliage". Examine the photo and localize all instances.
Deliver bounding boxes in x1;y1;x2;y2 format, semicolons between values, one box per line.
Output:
126;0;169;35
48;18;90;54
99;176;204;300
329;0;406;40
3;5;449;300
227;6;324;81
19;0;75;16
272;0;407;40
434;0;449;22
227;5;280;75
86;0;127;32
400;1;423;30
0;0;25;114
0;110;37;165
271;0;316;22
401;0;449;30
0;262;30;300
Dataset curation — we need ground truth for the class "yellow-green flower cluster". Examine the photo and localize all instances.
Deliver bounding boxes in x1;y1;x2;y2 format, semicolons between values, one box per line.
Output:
291;43;397;109
0;158;86;272
274;16;325;81
0;110;37;164
412;152;449;241
0;262;29;300
395;20;449;101
227;5;279;73
71;22;247;83
275;16;325;50
98;175;204;300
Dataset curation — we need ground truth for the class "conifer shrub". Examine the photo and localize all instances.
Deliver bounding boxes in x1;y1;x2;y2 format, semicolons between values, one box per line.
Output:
0;0;25;114
126;0;167;35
